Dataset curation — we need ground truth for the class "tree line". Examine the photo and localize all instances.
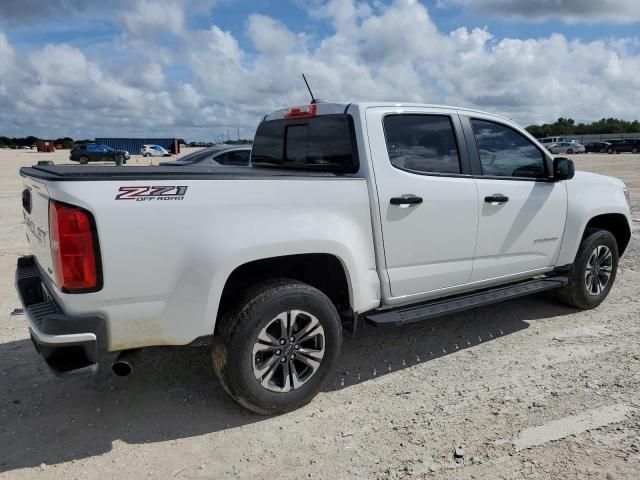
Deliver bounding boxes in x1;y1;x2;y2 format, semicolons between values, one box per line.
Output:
0;136;80;149
525;118;640;138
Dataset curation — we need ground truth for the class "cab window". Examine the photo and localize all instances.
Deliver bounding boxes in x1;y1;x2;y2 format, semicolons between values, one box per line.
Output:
471;119;546;179
383;114;461;174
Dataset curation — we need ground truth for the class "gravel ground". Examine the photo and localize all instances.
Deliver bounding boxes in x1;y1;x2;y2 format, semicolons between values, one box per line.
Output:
0;150;639;479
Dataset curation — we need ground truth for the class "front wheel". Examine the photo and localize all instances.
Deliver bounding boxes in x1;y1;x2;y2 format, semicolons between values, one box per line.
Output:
555;229;618;309
567;148;574;154
212;279;342;414
607;148;614;154
632;147;638;154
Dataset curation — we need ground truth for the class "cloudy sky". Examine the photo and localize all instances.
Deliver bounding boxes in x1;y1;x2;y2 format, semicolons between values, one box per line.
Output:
1;0;639;141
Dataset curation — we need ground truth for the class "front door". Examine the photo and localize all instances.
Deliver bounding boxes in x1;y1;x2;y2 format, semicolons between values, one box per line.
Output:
464;117;567;282
366;108;479;299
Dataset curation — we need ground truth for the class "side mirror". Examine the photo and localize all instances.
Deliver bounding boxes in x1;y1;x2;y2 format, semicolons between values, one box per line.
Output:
553;157;575;181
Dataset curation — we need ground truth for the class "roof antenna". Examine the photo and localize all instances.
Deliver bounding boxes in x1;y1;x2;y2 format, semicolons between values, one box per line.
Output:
302;73;317;104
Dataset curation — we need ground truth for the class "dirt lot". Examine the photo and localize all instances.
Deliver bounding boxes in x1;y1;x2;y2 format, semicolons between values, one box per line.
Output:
0;149;639;479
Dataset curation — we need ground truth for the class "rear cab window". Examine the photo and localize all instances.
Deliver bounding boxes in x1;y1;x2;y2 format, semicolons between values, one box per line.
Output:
251;114;358;173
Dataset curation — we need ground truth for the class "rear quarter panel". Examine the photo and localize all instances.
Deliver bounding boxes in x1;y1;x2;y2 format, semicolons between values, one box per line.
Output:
42;177;379;351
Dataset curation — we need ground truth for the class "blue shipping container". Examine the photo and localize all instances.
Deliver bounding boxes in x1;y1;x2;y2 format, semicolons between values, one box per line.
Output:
95;138;179;156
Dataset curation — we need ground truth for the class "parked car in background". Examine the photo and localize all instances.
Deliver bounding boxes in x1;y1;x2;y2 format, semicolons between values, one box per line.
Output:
584;141;612;153
547;142;585;154
141;144;171;157
606;139;640;154
159;145;252;167
539;136;566;147
70;144;129;165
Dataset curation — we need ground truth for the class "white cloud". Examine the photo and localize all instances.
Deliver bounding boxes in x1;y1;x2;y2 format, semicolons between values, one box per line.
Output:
121;0;186;36
0;32;15;83
247;14;297;55
29;44;98;88
1;0;640;140
441;0;640;24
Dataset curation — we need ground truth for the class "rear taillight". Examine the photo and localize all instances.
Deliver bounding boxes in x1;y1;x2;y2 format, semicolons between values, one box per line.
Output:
49;200;101;293
284;104;316;119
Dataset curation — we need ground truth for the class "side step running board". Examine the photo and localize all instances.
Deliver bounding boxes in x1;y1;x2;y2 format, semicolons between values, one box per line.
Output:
365;276;568;327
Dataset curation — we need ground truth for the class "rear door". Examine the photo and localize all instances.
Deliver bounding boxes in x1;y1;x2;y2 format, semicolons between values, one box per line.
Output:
86;144;98;161
462;115;567;282
366;107;479;298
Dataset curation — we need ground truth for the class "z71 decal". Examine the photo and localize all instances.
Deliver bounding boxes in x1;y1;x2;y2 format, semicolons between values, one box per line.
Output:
115;186;188;201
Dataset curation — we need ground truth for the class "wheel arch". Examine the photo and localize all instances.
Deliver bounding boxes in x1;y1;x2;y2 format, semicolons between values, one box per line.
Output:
215;253;355;333
583;213;631;256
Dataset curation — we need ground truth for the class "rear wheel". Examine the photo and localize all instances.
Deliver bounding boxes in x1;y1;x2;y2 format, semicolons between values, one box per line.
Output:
632;147;638;154
143;153;150;157
567;148;574;154
212;279;342;414
78;156;89;164
555;229;618;309
607;147;614;154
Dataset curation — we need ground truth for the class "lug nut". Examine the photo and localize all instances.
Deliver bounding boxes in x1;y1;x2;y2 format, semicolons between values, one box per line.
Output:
280;357;286;363
290;336;295;342
290;354;295;359
294;344;300;350
279;338;286;345
275;349;281;355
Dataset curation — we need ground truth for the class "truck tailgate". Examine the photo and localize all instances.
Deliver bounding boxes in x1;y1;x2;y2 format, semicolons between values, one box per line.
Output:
22;177;55;283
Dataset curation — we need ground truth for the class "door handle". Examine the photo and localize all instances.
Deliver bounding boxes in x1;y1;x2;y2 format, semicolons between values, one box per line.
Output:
390;196;423;206
484;194;509;204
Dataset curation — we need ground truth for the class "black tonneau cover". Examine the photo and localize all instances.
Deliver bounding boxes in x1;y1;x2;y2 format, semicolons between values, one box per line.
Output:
20;165;341;182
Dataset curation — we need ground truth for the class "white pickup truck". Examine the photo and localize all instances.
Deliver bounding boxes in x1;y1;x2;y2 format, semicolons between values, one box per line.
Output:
17;102;632;414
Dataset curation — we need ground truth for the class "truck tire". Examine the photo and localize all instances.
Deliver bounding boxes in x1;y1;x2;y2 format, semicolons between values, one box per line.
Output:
78;156;89;164
555;229;618;310
212;279;342;414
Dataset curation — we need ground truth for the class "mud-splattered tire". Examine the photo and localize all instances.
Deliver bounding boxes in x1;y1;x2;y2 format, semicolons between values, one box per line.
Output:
555;229;618;309
212;279;342;414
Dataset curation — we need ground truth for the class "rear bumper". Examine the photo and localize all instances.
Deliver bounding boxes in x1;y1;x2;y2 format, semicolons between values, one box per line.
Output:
15;256;106;376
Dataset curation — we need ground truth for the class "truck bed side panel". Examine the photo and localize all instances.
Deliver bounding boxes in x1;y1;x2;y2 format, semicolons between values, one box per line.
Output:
27;176;379;351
